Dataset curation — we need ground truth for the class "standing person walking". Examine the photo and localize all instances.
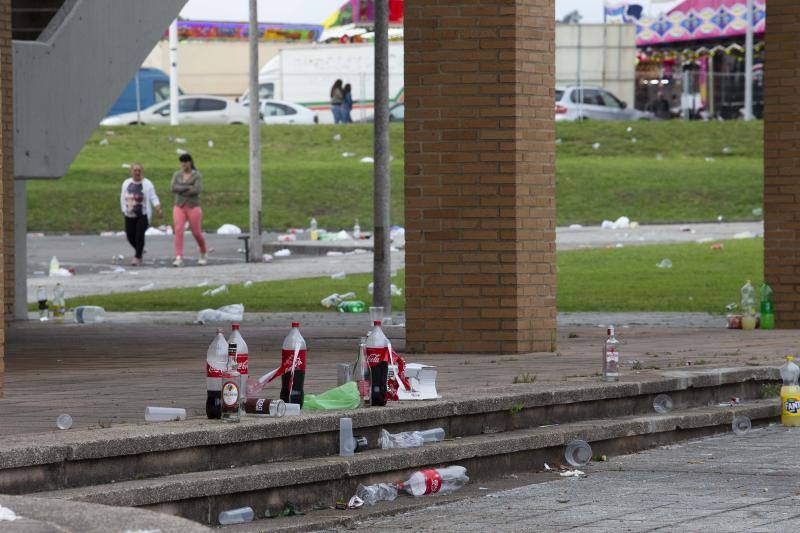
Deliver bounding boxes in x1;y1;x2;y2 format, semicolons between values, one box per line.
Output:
120;163;162;266
330;79;344;124
171;153;208;267
342;83;354;123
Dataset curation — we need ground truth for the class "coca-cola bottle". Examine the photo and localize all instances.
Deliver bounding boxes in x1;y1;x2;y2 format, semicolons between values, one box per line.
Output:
353;337;371;407
206;329;228;419
366;320;389;407
280;322;307;407
228;324;249;403
398;466;469;496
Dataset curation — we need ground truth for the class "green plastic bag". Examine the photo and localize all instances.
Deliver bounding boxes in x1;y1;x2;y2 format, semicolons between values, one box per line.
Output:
302;381;360;410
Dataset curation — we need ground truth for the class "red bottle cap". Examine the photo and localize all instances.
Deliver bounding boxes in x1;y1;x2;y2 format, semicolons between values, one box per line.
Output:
292;322;300;328
232;323;240;330
374;320;382;326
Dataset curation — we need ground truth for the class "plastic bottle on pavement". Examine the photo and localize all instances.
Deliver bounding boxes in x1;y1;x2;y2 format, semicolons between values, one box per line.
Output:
398;466;469;496
741;280;756;330
760;283;775;330
218;506;254;525
380;428;445;449
74;306;105;324
206;329;228;419
780;355;800;427
356;483;398;506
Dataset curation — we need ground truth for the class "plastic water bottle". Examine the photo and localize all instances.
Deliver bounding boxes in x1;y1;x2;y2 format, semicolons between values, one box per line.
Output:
741;280;756;330
380;428;445;449
280;322;307;407
356;483;398;506
310;217;318;241
780;355;800;427
398;466;469;496
206;330;228;419
366;320;390;406
74;306;105;324
218;506;254;525
52;283;66;323
228;324;248;402
760;283;775;330
36;286;48;321
353;219;361;240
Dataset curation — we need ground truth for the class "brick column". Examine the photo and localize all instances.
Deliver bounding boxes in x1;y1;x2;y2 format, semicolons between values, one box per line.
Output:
404;0;556;354
764;0;800;328
0;0;11;396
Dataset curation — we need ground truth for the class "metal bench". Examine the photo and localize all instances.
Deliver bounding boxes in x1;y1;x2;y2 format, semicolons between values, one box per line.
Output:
238;233;251;262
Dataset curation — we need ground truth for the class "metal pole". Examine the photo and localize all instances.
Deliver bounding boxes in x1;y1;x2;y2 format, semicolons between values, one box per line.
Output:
248;0;263;262
744;0;754;120
682;69;690;121
169;20;179;126
134;70;141;125
576;23;583;120
373;0;391;315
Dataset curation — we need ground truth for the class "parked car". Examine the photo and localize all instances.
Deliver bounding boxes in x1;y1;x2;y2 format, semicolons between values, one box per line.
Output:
100;95;249;126
358;102;405;123
259;99;318;124
555;86;654;121
105;68;181;117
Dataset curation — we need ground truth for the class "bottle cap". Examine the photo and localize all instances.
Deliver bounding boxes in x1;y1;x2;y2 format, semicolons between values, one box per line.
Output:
788;356;794;361
292;321;300;328
374;320;382;326
231;323;240;330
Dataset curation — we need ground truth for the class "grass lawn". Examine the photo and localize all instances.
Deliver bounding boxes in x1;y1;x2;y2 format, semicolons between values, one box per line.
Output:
28;121;763;233
64;239;763;314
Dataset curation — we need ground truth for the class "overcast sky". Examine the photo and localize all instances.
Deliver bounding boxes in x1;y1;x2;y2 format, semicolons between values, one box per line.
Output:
179;0;684;25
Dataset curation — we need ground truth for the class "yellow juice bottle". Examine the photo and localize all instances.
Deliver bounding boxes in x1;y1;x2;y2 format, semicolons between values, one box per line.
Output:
780;356;800;427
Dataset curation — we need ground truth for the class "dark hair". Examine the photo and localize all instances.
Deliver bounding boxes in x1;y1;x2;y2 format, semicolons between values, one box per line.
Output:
179;153;196;170
331;79;343;97
344;83;351;93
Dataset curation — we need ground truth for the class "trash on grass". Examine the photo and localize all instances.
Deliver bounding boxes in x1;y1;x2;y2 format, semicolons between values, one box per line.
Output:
176;148;188;155
99;138;109;145
655;153;664;161
564;439;592;467
555;138;562;144
338;300;366;313
196;303;244;324
243;280;254;288
592;142;601;150
346;495;364;509
656;258;673;269
274;249;291;257
734;231;757;240
705;156;715;162
202;284;228;297
216;223;242;235
380;427;445;449
174;137;187;144
197;280;210;287
333;133;342;141
711;243;724;250
278;234;297;242
121;163;132;169
752;207;763;217
56;414;73;430
342;152;356;157
630;137;637;143
360;156;374;164
331;271;346;280
208;139;214;148
722;146;732;154
653;394;673;414
138;283;155;292
356;483;398;506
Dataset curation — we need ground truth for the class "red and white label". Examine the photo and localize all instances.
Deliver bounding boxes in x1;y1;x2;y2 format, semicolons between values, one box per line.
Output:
366;346;389;366
237;353;249;375
222;381;239;407
421;469;443;494
281;349;307;372
605;347;619;362
357;379;370;398
206;362;223;378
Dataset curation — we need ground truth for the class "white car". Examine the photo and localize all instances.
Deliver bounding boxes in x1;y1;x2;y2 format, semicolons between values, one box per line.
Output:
555;86;655;121
100;95;250;126
259;100;318;125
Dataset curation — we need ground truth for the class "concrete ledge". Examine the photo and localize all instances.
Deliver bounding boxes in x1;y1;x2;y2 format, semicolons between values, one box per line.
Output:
0;494;209;532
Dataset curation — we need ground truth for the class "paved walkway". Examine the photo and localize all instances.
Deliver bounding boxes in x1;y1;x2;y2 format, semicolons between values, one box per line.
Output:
350;425;800;532
1;316;791;436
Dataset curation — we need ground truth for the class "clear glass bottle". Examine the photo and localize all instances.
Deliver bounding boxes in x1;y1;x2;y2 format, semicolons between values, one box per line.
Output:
221;342;241;423
36;286;48;321
603;325;619;382
353;337;371;407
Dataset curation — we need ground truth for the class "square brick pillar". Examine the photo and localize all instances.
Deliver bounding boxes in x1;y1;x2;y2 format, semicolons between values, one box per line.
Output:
764;0;800;327
404;0;556;354
0;0;11;396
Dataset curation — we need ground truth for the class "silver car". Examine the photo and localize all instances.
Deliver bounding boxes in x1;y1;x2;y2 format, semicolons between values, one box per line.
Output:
555;86;654;121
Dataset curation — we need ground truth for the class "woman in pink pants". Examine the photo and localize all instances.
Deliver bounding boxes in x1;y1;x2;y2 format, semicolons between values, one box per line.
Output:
171;153;207;267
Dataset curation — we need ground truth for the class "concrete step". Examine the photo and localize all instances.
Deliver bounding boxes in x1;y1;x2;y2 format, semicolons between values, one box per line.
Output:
0;367;775;496
37;399;778;527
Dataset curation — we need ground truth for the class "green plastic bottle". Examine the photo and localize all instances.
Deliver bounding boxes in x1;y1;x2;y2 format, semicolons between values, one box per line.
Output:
760;283;775;330
337;300;366;313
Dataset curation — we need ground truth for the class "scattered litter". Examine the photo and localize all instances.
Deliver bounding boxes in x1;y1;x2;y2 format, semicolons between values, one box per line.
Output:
176;148;188;155
591;142;601;150
732;415;751;435
197;280;210;287
479;487;489;491
718;397;741;407
717;215;724;221
680;226;694;233
144;226;165;236
600;216;630;230
341;152;356;157
568;224;582;229
98;138;109;145
390;245;400;252
380;428;444;449
630;137;637;143
391;284;403;296
274;248;291;257
121;163;132;169
278;234;297;242
347;495;365;509
216;223;242;235
615;243;624;248
331;271;346;280
653;394;673;414
564;440;592;467
722;146;732;154
326;251;343;257
208;139;214;148
711;243;724;250
351;248;368;255
0;505;21;522
49;256;73;277
333;133;342;141
145;406;186;422
601;220;615;229
356;484;397;506
626;126;633;132
705;156;715;162
398;466;468;496
555;138;562;144
112;266;127;274
360;156;374;164
656;258;673;269
655;153;663;161
752;207;763;217
105;130;115;135
544;463;552;471
218;506;254;525
111;254;125;264
243;280;254;288
321;292;355;308
197;303;244;323
56;414;73;430
262;253;273;263
203;284;228;297
630;221;639;228
138;283;155;292
174;137;187;144
75;306;105;324
557;497;571;503
734;231;756;240
559;469;586;477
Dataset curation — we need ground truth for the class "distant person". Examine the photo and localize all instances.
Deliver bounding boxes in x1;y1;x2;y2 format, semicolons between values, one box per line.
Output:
330;79;344;124
119;163;162;266
343;83;354;123
171;153;207;267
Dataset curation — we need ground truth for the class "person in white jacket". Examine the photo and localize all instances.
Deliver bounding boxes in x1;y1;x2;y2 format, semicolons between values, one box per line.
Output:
120;163;162;266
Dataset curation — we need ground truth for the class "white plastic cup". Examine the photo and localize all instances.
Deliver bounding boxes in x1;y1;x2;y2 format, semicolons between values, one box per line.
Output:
732;415;752;436
653;394;673;414
284;403;301;416
340;417;356;456
74;306;105;324
419;427;445;443
369;306;384;324
218;506;254;525
564;439;593;467
144;406;187;422
56;414;73;430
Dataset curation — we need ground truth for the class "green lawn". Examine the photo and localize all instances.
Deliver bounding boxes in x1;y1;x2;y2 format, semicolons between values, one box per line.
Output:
28;121;763;233
64;239;763;314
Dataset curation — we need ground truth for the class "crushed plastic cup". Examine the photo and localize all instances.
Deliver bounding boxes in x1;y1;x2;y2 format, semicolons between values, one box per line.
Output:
732;416;751;436
284;403;301;416
656;258;673;269
340;417;356;456
331;271;346;280
564;439;593;467
56;414;73;430
653;394;673;414
369;306;384;324
145;406;187;422
218;506;254;525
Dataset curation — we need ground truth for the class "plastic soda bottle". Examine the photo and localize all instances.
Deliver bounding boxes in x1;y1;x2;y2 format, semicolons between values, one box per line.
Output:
602;325;619;382
760;283;775;330
228;324;249;402
52;283;66;323
353;337;371;407
206;330;228;419
741;280;756;330
780;355;800;427
366;320;390;406
280;322;307;407
398;466;469;496
310;218;318;241
36;286;48;321
338;300;366;313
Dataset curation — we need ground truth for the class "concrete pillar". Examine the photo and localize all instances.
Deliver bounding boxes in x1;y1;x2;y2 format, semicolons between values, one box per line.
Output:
404;0;556;354
14;180;24;320
764;0;800;327
0;0;11;396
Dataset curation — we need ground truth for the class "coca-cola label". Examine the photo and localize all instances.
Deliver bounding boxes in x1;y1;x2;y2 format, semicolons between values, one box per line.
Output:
421;469;443;494
207;362;223;378
366;346;389;366
281;349;307;372
222;381;239;407
237;353;249;375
